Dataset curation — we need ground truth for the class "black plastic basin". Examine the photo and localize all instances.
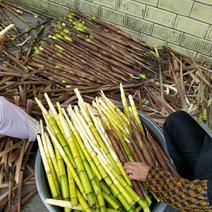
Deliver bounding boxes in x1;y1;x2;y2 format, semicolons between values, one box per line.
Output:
35;111;172;212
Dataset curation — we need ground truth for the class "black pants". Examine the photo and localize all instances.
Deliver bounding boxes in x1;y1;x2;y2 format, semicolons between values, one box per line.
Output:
163;111;212;202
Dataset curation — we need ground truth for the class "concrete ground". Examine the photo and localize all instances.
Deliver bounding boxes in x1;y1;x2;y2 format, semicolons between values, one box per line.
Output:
22;194;47;212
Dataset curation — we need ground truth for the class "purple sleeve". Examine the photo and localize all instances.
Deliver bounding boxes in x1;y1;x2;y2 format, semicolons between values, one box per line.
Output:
146;166;211;211
0;96;40;141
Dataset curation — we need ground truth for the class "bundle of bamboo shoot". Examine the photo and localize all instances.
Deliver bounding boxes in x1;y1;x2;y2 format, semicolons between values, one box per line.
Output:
36;85;177;211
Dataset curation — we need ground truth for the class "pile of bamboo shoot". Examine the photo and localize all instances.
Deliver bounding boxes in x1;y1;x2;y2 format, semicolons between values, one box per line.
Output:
36;85;177;211
0;4;211;127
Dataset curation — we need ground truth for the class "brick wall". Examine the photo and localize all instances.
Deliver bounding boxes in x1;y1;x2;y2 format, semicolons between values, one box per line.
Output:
9;0;212;63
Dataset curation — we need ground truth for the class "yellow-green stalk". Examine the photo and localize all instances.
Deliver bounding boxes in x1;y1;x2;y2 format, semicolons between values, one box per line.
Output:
97;97;152;209
35;98;75;168
100;91;130;126
135;206;143;212
58;114;96;208
85;104;122;171
73;126;105;211
97;152;134;211
100;180;124;209
76;105;107;151
95;99;150;210
94;99;127;138
43;132;61;199
128;95;156;165
45;131;60;179
94;102;132;160
67;167;78;206
66;98;147;210
82;154;106;212
107;157;149;209
128;95;145;135
57;102;63;114
97;150;134;203
62;107;102;181
88;105;131;186
98;95;121;124
73;108;117;182
54;140;70;212
67;107;130;208
45;199;82;210
40;120;60;183
54;140;69;202
93;101;111;130
99;160;135;211
99;99;133;140
37;135;59;199
106;209;120;212
44;94;64;134
45;134;59;179
99;150;150;212
98;97;129;130
68;106;110;183
46;127;84;196
75;89;117;167
74;105;100;148
102;192;120;210
97;99;129;138
144;193;152;206
100;181;111;196
94;102;133;161
120;83;130;117
71;111;131;208
88;143;132;206
77;190;92;212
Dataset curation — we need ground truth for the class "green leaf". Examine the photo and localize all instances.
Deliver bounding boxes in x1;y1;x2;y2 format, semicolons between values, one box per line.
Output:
55;44;64;52
139;73;146;80
90;15;97;21
64;36;73;42
63;28;70;34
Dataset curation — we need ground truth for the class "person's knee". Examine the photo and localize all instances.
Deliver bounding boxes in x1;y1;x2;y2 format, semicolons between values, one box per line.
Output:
164;110;191;127
164;110;190;130
163;111;190;148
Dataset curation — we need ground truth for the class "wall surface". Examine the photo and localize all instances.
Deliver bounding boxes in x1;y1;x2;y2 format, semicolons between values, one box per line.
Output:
9;0;212;63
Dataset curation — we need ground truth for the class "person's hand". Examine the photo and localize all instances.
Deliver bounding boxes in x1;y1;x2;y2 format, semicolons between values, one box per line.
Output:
124;162;151;181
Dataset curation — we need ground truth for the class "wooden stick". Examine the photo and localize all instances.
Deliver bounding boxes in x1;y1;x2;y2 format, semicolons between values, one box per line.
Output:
0;24;15;36
0;143;21;157
107;130;128;164
17;171;24;212
145;127;170;171
15;141;26;184
130;119;155;166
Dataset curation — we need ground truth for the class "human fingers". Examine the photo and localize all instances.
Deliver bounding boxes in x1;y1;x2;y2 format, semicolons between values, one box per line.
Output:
125;167;134;175
124;162;135;167
124;162;142;170
128;173;139;181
